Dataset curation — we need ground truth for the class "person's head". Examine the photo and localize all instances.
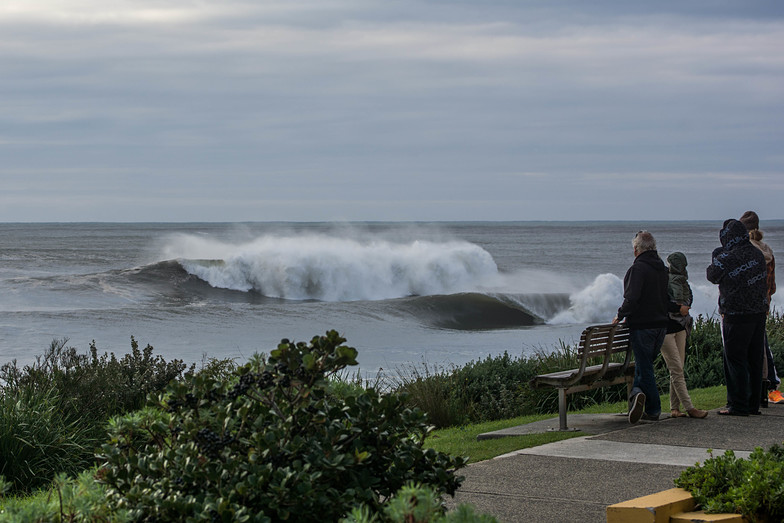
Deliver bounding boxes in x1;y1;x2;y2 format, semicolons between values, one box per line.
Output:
739;210;760;232
667;251;688;275
719;219;750;250
632;230;656;256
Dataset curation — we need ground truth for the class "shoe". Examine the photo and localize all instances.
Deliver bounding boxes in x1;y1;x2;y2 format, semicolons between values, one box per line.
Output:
718;408;749;417
687;408;708;419
628;393;645;424
641;413;660;421
670;409;687;418
769;390;784;404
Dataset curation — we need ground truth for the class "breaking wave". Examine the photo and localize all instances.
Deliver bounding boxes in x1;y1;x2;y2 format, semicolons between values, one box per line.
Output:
166;233;500;302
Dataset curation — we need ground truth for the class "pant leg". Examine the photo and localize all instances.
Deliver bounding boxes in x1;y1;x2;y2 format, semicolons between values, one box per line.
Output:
723;317;766;414
765;331;780;388
661;330;693;411
747;317;766;414
630;327;665;416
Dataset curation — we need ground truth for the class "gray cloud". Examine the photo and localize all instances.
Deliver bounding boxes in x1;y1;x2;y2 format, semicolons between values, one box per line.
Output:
1;1;783;221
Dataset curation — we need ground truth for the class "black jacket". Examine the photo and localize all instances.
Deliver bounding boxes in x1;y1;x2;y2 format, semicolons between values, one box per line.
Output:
706;219;768;319
617;249;670;329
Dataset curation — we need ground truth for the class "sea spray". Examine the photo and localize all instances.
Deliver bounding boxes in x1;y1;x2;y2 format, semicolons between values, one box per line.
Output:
168;233;499;301
548;274;723;325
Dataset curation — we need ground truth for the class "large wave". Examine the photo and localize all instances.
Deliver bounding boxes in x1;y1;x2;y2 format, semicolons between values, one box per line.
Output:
164;233;500;301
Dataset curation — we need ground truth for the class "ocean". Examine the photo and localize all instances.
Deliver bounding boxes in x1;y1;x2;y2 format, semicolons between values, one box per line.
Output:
2;221;783;379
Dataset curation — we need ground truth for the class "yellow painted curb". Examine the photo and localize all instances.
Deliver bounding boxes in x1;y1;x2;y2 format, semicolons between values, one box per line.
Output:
606;487;695;523
670;511;747;522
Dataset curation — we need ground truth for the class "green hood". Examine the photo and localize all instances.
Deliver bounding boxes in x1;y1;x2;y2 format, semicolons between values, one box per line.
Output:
667;251;688;278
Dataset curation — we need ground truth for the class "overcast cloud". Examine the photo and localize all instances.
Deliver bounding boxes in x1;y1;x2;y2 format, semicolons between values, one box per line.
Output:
1;1;783;221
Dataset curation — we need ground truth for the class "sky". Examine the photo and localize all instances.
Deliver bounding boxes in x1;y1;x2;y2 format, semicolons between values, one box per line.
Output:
1;0;783;222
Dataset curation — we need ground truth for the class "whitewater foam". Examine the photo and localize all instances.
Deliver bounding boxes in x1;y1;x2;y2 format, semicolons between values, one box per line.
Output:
167;233;499;301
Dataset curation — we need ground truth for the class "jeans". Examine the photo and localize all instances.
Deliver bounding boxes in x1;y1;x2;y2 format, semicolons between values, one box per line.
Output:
630;327;666;416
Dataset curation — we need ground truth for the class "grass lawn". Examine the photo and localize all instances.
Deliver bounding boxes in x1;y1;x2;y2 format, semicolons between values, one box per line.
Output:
424;385;728;463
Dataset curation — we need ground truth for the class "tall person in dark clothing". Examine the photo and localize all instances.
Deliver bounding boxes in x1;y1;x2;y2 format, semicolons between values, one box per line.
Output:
706;219;768;416
613;231;671;423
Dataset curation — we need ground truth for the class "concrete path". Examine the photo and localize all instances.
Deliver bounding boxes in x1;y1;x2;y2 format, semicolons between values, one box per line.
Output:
447;404;784;522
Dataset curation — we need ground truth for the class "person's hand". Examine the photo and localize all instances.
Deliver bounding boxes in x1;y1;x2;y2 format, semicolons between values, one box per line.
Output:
612;316;619;325
680;305;690;316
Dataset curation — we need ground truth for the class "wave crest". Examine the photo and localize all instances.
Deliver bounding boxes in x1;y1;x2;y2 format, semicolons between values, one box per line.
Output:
169;234;499;301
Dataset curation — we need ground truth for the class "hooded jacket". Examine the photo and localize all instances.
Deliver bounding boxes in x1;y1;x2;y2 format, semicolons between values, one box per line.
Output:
617;249;670;329
667;252;693;334
706;219;768;318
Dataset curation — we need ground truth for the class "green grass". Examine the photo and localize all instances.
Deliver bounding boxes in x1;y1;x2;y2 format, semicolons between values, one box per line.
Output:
424;385;728;463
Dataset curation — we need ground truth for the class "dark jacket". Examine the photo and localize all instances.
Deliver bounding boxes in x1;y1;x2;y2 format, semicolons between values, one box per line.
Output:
617;249;670;329
706;219;768;319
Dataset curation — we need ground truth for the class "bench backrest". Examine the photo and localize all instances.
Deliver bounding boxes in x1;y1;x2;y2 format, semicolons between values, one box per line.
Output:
576;323;632;372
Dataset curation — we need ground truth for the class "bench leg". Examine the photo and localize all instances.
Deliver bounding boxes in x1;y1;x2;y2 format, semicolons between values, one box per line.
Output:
558;388;569;431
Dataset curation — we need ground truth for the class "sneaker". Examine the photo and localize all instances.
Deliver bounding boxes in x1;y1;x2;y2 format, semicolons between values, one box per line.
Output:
628;393;645;424
769;390;784;404
641;412;660;421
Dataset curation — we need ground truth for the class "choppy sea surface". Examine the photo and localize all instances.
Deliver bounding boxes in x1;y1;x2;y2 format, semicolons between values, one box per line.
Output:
2;221;783;378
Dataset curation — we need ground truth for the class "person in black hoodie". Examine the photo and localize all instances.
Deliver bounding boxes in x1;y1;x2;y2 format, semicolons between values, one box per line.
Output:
706;219;768;416
613;231;671;423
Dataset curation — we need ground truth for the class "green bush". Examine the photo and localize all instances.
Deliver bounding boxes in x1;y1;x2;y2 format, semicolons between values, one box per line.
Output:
675;445;784;522
342;482;498;523
0;470;129;522
97;331;467;522
0;337;189;438
0;387;95;493
0;338;212;494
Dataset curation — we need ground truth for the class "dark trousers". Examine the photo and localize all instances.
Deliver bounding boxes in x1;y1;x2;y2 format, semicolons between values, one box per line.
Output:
722;315;766;414
629;327;666;416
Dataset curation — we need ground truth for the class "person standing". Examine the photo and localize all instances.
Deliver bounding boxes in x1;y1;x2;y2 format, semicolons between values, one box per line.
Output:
613;231;671;423
739;211;783;404
661;252;708;419
706;219;768;416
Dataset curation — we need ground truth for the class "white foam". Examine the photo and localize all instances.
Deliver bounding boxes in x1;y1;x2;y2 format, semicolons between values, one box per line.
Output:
165;233;499;301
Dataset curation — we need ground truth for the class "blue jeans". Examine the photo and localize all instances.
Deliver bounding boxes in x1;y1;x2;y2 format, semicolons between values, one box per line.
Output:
630;327;666;416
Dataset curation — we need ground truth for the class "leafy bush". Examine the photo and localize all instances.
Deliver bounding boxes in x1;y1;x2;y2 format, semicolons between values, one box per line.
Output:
0;387;95;493
675;445;784;522
0;338;211;494
342;482;498;523
0;337;189;438
0;470;129;522
97;331;467;522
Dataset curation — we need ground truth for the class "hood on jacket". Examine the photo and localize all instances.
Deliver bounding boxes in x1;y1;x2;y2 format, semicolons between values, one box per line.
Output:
719;219;751;251
667;252;688;277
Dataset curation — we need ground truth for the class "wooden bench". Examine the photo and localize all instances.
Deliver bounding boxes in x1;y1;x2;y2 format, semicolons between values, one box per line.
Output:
530;323;635;431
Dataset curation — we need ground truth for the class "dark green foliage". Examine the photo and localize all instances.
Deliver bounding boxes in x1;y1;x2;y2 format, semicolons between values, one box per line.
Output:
343;482;499;523
675;445;784;522
0;337;188;436
0;386;95;493
0;338;197;493
97;331;467;522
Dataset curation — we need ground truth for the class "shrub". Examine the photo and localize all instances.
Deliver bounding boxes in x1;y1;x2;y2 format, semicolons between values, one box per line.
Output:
97;331;467;522
342;482;499;523
0;470;130;522
0;337;189;438
0;386;95;493
675;445;784;522
0;338;213;494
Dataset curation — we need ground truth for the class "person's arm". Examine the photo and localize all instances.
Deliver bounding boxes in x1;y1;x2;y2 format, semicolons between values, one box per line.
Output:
706;247;726;284
616;266;641;322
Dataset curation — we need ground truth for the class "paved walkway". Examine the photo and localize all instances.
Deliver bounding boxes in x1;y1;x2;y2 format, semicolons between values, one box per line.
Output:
447;404;784;522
